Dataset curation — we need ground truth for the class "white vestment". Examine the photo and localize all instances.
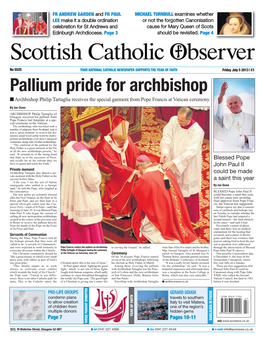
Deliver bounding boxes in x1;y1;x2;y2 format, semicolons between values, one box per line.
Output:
140;215;180;244
140;215;199;244
214;102;255;151
160;117;204;197
61;141;102;225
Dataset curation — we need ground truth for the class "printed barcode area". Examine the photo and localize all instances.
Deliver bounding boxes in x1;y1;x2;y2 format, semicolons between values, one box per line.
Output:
244;299;249;314
220;297;249;314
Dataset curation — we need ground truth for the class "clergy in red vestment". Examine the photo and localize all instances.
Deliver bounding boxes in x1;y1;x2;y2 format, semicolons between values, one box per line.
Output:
132;155;199;244
22;13;36;35
35;16;47;35
13;13;24;35
95;115;141;219
61;128;105;244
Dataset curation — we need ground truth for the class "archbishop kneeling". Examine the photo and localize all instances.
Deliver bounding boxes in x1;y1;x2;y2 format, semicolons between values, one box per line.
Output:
132;155;199;244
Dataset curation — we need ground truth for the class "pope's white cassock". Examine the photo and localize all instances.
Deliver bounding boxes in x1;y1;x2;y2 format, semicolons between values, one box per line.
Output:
61;141;104;243
214;102;255;151
160;116;204;224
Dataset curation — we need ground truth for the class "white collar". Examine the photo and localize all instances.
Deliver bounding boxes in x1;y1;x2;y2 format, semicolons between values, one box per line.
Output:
104;134;129;154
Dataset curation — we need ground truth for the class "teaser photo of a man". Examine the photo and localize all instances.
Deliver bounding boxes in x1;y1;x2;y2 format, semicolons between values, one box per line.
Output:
12;12;48;36
213;78;255;152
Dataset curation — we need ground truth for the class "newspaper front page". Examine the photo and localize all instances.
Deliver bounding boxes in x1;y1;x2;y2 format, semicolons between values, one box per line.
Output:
3;0;263;339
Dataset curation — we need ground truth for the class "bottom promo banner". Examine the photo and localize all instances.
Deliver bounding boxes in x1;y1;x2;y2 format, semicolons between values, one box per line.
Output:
9;287;255;332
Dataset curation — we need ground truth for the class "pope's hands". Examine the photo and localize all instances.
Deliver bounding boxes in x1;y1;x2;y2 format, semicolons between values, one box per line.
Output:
218;82;228;104
239;134;248;143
